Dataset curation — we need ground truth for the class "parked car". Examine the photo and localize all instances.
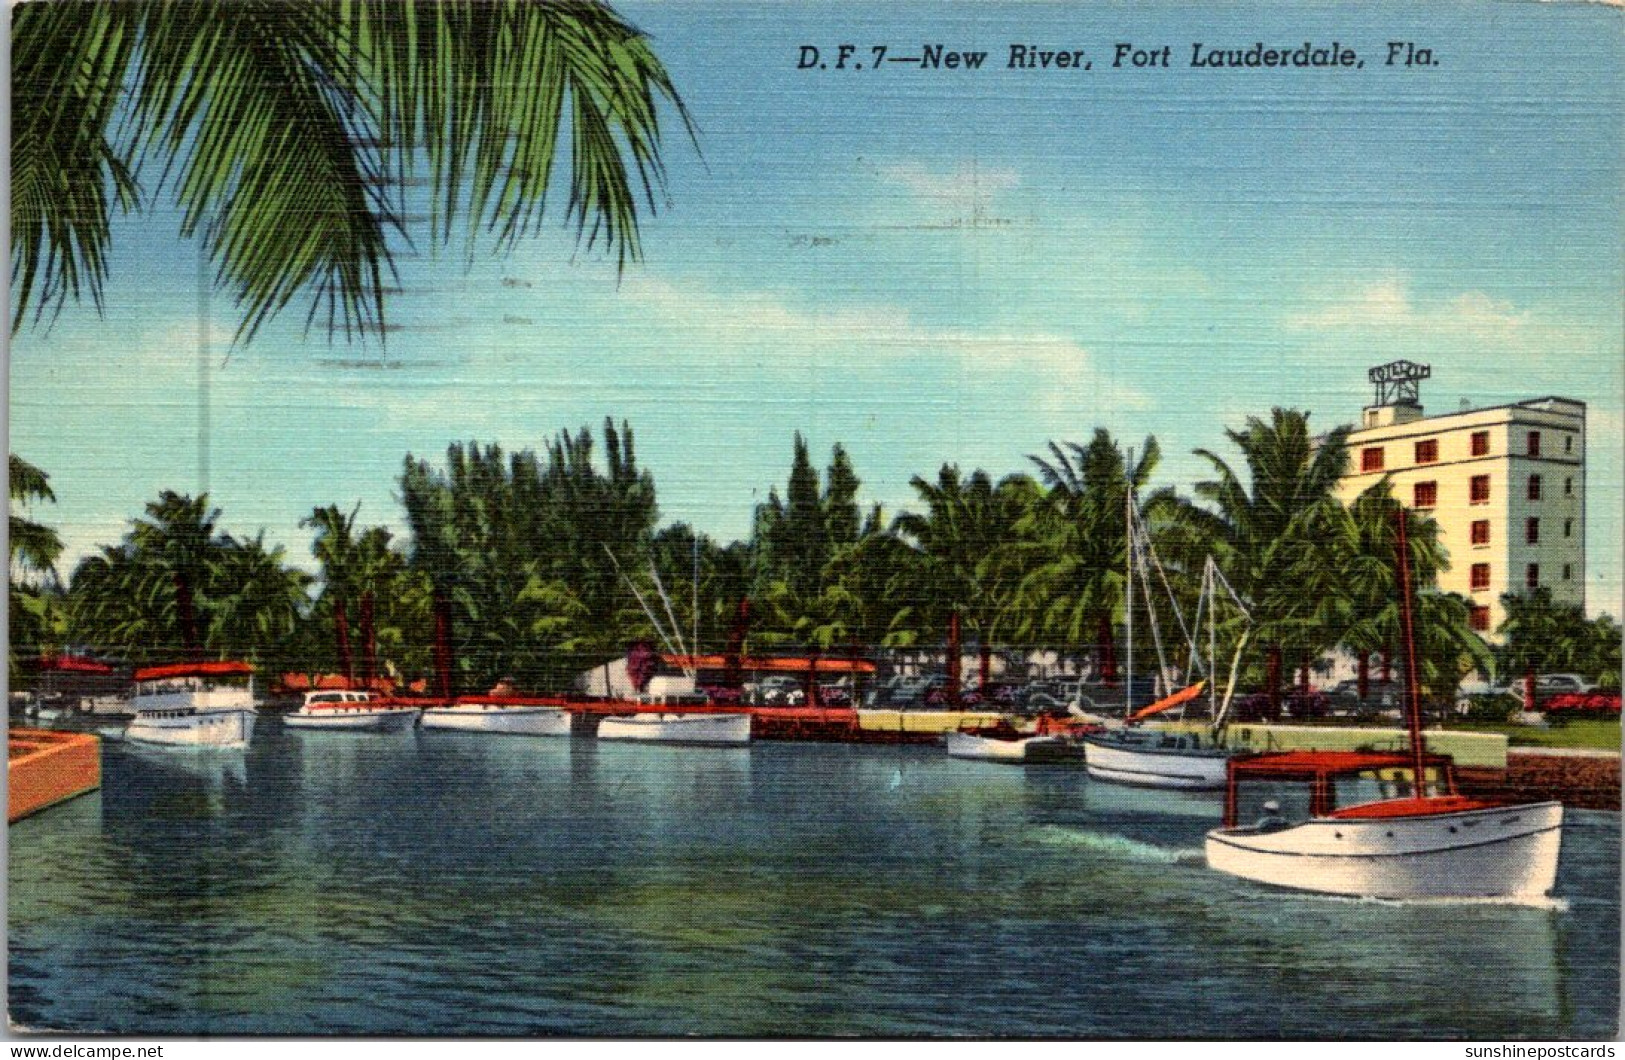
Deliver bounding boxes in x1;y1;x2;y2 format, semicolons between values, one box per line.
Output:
1068;676;1157;715
1535;673;1598;696
747;674;803;705
1325;678;1402;717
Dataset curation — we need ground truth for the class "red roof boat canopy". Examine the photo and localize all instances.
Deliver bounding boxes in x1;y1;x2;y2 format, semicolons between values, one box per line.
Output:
1223;750;1462;827
34;654;116;674
1228;750;1455;780
133;660;255;682
661;654;877;675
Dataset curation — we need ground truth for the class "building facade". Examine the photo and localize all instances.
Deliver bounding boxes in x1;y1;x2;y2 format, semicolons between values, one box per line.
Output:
1334;365;1585;638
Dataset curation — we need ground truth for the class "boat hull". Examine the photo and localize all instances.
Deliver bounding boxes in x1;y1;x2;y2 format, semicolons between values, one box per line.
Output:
946;731;1076;763
125;709;256;749
1205;801;1564;899
420;705;571;736
1082;735;1231;790
284;708;420;733
597;712;751;746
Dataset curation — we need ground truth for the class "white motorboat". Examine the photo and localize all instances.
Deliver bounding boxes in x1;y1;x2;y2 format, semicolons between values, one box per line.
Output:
1204;751;1563;899
420;697;572;736
124;661;258;749
945;728;1079;763
1081;725;1233;790
1204;506;1565;901
284;690;420;732
596;710;751;746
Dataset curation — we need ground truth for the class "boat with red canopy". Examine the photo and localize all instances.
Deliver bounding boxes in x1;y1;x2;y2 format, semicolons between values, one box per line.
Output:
1203;507;1564;900
125;660;257;748
1206;749;1562;899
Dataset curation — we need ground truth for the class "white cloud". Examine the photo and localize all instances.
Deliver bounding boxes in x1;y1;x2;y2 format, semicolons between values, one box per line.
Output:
1285;276;1532;339
876;161;1021;205
616;274;1148;409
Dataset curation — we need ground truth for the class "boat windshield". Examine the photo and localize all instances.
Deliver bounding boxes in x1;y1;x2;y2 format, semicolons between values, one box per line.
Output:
1221;751;1458;827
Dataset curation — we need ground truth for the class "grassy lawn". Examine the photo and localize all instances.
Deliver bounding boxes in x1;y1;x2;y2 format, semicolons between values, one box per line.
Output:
1448;717;1622;752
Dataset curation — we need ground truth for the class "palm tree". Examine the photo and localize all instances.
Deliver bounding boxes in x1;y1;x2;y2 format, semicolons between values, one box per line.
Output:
1496;588;1594;711
208;533;313;669
9;455;66;671
1021;431;1163;685
302;504;363;681
1325;480;1449;697
67;490;310;665
893;466;1041;696
128;491;230;658
1169;409;1353;716
12;0;691;340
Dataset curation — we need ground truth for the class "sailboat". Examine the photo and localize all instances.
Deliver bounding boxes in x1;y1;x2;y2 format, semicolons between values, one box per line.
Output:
1081;483;1250;791
1204;507;1564;900
599;547;753;746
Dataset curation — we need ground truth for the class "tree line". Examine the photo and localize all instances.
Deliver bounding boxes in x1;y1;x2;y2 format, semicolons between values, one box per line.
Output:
10;410;1620;710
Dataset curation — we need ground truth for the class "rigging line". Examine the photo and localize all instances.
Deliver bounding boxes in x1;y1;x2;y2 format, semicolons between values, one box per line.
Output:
602;546;683;663
648;561;694;675
1135;504;1199;666
1209;560;1252;621
1186;575;1209;679
1132;510;1174;694
1207;559;1218;719
1212;626;1253;732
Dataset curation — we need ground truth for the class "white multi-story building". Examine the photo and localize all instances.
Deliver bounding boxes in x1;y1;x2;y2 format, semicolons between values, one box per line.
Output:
1334;362;1585;638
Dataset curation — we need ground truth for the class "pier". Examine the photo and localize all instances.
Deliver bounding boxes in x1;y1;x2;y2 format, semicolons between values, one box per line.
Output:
8;729;101;822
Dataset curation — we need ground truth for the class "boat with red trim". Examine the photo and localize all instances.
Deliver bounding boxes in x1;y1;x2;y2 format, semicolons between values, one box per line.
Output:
124;661;258;748
420;696;571;736
284;690;420;732
1204;750;1563;899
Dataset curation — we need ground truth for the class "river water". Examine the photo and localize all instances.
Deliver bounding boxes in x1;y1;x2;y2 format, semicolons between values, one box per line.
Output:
8;725;1619;1037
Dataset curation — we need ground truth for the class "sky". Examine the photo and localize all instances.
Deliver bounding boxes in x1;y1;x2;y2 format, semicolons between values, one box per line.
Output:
8;1;1623;616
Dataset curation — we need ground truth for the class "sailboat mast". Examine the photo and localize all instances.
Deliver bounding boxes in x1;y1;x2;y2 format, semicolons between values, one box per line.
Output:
1393;506;1429;792
1207;559;1217;719
1124;460;1134;717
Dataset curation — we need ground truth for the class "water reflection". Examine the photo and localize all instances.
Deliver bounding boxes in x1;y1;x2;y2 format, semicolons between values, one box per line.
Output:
5;735;1617;1037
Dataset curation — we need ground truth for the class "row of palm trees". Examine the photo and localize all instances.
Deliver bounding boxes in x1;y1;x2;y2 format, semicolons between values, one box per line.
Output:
11;408;1617;707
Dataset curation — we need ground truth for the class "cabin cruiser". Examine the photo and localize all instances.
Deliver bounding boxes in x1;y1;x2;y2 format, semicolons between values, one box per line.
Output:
420;696;571;736
124;661;257;748
284;690;420;732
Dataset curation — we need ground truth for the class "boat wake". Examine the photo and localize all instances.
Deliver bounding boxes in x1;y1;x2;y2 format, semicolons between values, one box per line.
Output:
1273;891;1571;913
1032;825;1204;865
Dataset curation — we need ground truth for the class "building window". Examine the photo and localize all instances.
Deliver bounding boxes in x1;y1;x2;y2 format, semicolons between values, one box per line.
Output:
1469;606;1491;632
1471;520;1491;545
1528;475;1542;501
1565;434;1574;454
1527;431;1541;457
1526;518;1540;544
1563;564;1573;582
1413;481;1437;509
1361;447;1384;472
1470;563;1491;592
1564;518;1574;538
1469;475;1490;504
1565;477;1573;496
1415;439;1438;464
1526;563;1540;590
1471;431;1490;456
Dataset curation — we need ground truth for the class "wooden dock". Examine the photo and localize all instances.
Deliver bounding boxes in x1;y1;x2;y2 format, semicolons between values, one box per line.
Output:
9;729;101;822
